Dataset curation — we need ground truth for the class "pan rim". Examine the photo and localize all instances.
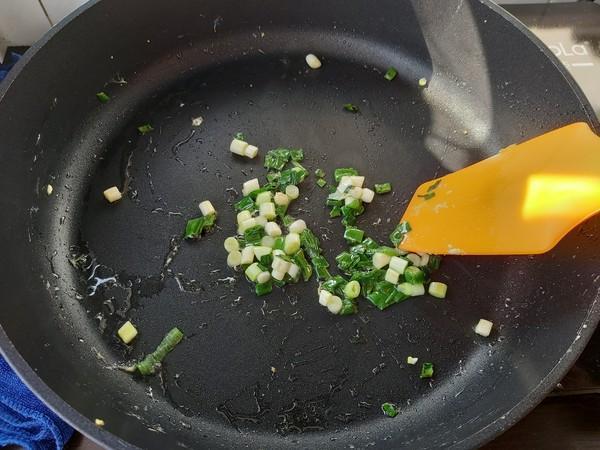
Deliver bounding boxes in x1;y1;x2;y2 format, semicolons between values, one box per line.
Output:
0;0;598;449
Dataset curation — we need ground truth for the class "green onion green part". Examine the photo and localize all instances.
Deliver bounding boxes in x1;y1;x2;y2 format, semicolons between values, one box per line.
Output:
96;92;110;103
390;221;412;246
234;132;246;141
316;178;327;188
384;67;398;81
374;182;392;194
135;328;184;375
417;192;436;200
343;103;359;113
420;362;434;379
184;214;216;239
314;168;325;178
137;124;154;135
381;402;399;418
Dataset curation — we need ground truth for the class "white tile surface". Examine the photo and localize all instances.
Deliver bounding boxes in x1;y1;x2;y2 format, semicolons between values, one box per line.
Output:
41;0;88;25
0;0;51;48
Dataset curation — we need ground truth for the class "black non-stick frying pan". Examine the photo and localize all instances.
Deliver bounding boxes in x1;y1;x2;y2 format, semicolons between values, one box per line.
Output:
1;0;599;448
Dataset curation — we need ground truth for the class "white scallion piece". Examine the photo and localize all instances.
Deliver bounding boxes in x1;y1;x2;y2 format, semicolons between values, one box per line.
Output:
259;202;276;220
198;200;216;216
419;253;430;267
344;280;361;299
191;116;203;127
46;184;53;195
305;53;322;69
239;217;257;233
264;222;282;237
327;296;343;314
406;356;419;365
253;246;272;260
271;269;286;281
397;282;425;297
255;191;272;205
288;219;307;234
284;233;301;255
418;77;428;87
245;145;259;159
319;289;333;306
406;253;421;266
237;210;252;225
428;282;447;299
475;319;493;337
272;249;285;257
287;263;300;280
273;192;290;206
385;268;400;284
230;138;249;156
361;188;375;203
242;178;260;196
255;215;267;227
348;187;363;199
389;256;409;274
117;321;138;344
257;271;271;284
344;197;356;206
372;252;391;269
224;237;239;253
285;185;300;200
337;180;353;194
272;256;291;273
349;176;365;187
245;263;262;282
240;247;255;265
261;235;276;247
103;186;122;203
227;250;242;267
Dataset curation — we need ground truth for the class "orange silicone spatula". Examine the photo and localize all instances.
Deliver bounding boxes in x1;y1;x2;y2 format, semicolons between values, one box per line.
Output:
399;122;600;255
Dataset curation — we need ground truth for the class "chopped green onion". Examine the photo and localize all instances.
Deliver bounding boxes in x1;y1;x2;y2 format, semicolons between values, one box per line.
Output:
427;179;442;192
329;206;342;218
374;182;392;194
264;148;304;171
343;103;359;113
418;77;428;87
137;124;153;135
293;249;312;281
245;263;263;282
417;192;436;200
343;227;364;245
367;281;408;310
339;297;357;315
234;196;256;212
273;237;284;251
314;168;325;178
384;67;398;81
235;132;246;141
96;92;110;103
184;214;216;239
420;362;434;379
404;266;425;284
397;282;425;297
390;221;411;246
244;225;266;246
427;255;442;271
343;280;361;299
428;281;447;299
316;178;327;188
334;168;359;183
255;281;273;296
135;328;184;375
381;402;399;418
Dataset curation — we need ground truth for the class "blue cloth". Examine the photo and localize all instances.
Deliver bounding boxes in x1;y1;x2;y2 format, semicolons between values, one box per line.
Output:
1;53;73;449
0;52;21;81
0;358;73;449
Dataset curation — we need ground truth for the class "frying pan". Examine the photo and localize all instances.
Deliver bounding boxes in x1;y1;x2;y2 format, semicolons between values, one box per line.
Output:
0;0;599;448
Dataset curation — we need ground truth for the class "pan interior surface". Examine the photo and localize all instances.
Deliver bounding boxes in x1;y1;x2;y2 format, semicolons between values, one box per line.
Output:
0;1;599;449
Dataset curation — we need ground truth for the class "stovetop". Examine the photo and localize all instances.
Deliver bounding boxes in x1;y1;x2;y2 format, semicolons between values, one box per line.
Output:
506;1;600;394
